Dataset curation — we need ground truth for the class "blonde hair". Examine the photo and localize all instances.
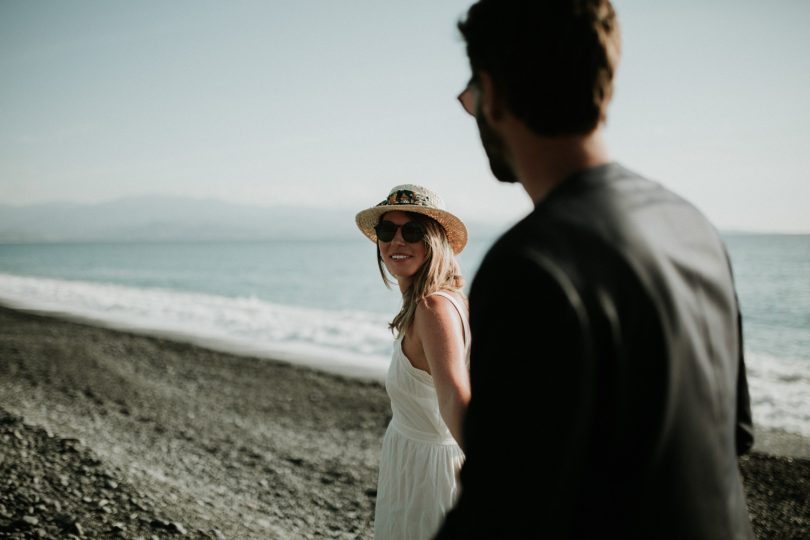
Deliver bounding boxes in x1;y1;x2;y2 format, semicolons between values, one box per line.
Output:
377;212;465;336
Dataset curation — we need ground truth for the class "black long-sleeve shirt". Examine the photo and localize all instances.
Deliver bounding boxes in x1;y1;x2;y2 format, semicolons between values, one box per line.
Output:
435;163;754;540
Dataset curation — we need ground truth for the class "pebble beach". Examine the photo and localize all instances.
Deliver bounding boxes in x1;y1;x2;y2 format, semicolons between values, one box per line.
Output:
0;305;808;539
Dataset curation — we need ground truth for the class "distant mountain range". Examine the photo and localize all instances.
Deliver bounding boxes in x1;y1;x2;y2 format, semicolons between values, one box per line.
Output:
0;196;506;243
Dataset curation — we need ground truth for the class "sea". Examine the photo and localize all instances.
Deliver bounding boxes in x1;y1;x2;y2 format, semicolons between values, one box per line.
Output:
0;233;808;437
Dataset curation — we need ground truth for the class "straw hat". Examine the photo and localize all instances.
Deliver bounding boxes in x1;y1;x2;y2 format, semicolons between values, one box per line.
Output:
355;184;468;254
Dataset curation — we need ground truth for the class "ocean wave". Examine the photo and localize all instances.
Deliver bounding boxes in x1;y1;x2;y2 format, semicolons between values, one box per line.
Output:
746;351;810;437
0;272;393;380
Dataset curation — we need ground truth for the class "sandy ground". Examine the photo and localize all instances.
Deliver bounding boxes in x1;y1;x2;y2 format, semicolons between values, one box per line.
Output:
0;305;808;539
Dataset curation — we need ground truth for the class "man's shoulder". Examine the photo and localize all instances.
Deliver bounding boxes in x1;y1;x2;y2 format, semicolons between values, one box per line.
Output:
479;190;612;272
472;216;581;295
523;162;724;265
470;224;588;321
473;161;730;299
540;162;696;229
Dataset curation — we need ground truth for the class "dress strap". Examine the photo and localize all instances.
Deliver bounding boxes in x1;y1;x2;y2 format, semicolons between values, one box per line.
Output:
428;291;471;354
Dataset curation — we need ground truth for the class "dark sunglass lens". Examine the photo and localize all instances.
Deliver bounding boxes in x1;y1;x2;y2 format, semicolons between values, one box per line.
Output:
375;221;396;242
401;222;425;243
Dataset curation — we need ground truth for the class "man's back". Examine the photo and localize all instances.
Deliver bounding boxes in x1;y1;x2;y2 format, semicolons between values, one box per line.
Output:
436;163;754;539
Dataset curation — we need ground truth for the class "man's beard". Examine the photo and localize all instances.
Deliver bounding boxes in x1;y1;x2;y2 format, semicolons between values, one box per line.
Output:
475;106;518;184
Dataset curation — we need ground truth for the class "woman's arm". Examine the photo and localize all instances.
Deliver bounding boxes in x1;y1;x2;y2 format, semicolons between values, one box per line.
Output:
414;294;471;448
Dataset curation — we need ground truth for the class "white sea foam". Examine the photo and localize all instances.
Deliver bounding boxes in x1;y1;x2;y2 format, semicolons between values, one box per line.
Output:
0;273;393;381
746;351;810;437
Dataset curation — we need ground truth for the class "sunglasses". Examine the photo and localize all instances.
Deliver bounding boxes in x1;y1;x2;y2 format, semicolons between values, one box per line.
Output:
374;220;426;243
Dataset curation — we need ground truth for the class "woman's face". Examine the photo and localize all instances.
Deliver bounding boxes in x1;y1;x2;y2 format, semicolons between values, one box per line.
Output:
378;211;428;285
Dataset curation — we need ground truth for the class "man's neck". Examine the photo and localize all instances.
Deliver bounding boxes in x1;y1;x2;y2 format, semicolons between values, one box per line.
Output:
508;125;611;205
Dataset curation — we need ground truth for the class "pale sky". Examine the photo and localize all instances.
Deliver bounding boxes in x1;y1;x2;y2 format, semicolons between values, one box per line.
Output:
1;0;808;232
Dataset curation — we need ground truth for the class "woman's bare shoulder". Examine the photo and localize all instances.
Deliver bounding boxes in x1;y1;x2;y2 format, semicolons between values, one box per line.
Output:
415;291;465;332
425;290;467;312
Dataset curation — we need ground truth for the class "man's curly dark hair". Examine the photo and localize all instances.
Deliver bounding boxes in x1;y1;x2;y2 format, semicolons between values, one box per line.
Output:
458;0;621;136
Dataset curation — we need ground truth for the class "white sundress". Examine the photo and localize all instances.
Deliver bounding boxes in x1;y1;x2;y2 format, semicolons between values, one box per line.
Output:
374;291;471;540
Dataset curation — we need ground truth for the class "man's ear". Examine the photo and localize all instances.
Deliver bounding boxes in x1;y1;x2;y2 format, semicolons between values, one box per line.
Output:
478;71;505;123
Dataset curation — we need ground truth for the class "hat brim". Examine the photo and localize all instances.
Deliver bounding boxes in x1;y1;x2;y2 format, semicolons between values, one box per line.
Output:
355;204;468;254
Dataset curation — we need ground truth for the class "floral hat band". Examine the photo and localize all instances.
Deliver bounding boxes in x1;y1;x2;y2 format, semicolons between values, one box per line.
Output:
378;189;435;208
355;184;468;254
